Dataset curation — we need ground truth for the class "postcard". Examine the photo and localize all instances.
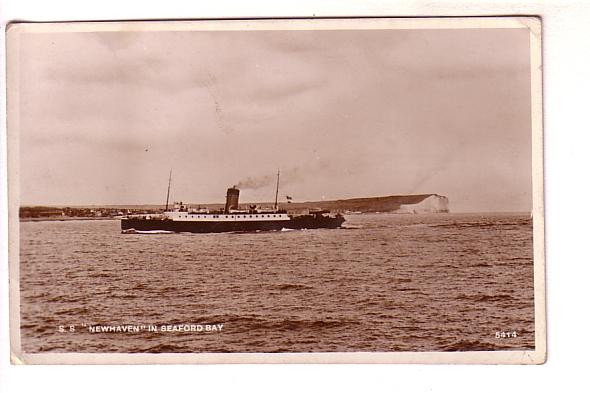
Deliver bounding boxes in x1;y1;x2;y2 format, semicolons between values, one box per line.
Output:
6;17;545;364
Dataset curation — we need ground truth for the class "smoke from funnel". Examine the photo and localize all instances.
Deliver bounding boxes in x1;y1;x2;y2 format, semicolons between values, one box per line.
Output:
235;174;275;190
236;168;304;190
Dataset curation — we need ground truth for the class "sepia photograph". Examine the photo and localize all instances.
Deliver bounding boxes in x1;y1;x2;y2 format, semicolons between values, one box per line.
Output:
6;17;544;364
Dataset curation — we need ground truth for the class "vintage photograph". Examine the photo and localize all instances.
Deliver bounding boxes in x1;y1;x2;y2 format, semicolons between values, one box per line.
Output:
7;17;544;364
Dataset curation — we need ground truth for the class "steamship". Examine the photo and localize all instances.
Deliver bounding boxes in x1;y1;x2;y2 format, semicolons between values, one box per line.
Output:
121;172;345;233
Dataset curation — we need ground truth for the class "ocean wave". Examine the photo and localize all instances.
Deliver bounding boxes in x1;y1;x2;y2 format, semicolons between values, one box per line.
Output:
265;318;349;332
455;293;515;302
205;313;353;334
430;220;531;229
140;343;191;353
54;305;91;315
441;339;513;351
274;283;314;290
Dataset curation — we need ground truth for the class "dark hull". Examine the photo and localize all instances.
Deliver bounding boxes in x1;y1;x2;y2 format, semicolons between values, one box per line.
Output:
121;215;345;233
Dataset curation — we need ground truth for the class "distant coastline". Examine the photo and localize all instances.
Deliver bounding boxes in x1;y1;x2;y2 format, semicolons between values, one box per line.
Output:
20;217;119;222
19;193;450;221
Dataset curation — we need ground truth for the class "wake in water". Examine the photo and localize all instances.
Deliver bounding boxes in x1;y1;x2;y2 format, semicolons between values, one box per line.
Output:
121;229;174;234
341;224;364;229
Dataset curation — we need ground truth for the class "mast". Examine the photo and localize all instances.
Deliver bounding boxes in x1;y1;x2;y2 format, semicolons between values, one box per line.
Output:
274;169;280;211
165;169;172;212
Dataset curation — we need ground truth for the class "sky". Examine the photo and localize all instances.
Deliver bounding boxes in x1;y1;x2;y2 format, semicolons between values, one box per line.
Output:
15;25;532;212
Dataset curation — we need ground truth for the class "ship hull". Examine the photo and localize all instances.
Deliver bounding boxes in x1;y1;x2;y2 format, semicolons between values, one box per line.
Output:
121;215;345;233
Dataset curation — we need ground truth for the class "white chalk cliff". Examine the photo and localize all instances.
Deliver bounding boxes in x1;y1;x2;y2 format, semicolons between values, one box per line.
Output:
397;194;450;214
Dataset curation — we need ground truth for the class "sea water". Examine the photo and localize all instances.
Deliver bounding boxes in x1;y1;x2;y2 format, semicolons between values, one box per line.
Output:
18;213;535;353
